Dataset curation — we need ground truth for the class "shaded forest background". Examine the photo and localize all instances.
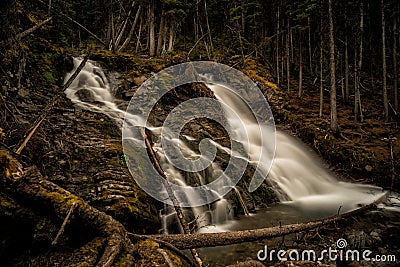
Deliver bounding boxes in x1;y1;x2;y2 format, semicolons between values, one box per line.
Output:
1;0;399;187
1;0;399;121
0;0;400;266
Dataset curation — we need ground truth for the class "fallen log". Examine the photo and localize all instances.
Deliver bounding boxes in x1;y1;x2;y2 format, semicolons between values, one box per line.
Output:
2;165;134;267
1;151;196;266
144;200;382;249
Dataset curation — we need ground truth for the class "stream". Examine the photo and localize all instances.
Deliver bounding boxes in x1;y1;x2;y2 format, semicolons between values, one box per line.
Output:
65;58;400;266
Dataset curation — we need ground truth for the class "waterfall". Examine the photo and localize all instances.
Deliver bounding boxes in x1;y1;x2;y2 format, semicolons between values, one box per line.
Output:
210;83;386;214
65;58;389;234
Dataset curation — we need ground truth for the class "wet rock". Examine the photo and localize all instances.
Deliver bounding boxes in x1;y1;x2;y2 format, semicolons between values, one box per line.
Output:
75;88;94;102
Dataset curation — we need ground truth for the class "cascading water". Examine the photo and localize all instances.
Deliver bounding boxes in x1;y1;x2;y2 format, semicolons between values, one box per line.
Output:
65;58;393;235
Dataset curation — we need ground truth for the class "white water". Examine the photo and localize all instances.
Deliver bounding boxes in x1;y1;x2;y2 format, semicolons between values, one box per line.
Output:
65;58;396;234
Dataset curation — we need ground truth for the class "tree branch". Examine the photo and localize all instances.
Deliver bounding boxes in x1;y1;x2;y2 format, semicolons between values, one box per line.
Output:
2;17;53;45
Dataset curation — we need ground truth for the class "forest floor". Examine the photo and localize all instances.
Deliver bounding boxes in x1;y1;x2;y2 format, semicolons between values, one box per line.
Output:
1;46;399;266
267;74;400;189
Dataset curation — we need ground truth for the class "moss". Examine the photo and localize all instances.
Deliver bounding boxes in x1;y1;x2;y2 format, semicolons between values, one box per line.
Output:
135;239;183;267
43;71;55;84
15;237;104;266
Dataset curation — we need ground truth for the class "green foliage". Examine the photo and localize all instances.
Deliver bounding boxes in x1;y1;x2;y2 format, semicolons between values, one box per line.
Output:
43;71;55;84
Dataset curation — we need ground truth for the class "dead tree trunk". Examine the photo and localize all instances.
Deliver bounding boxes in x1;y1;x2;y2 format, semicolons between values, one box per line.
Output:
118;5;142;52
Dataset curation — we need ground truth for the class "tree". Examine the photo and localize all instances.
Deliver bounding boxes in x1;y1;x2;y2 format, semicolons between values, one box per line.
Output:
328;0;339;132
354;1;364;122
393;10;398;112
381;0;389;120
149;1;156;56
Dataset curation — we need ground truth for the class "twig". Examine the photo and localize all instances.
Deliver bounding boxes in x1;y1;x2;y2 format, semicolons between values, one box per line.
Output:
52;202;77;246
15;54;90;155
187;33;209;61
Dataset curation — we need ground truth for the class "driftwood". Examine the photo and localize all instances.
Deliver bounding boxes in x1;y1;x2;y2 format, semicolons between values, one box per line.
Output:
145;201;380;249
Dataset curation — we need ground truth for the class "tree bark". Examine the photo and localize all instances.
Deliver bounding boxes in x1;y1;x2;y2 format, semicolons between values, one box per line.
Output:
204;0;214;54
329;0;339;133
286;20;290;91
308;16;313;74
118;5;142;52
394;16;398;112
149;2;156;56
168;20;175;51
156;8;166;56
276;3;280;87
298;31;303;98
114;0;136;50
355;1;364;122
319;0;324;118
345;35;349;103
381;0;389;120
320;41;324;117
146;201;380;249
